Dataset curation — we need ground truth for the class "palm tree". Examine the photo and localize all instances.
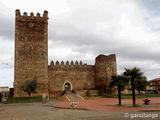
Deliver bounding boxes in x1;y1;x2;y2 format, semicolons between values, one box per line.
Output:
110;74;129;105
123;67;145;107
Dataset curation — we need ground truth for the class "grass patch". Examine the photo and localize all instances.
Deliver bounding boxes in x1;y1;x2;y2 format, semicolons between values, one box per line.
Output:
103;94;160;99
1;96;42;104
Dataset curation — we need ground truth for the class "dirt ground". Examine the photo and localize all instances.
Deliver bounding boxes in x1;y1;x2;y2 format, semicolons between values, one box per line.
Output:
0;102;159;120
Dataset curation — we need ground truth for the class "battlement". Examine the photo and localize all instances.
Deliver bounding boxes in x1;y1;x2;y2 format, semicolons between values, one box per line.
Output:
50;60;85;66
48;60;94;72
15;9;48;19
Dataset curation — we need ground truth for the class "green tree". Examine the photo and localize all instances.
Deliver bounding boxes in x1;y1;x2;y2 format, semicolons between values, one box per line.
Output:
123;67;146;107
110;74;129;105
21;76;37;96
135;76;147;94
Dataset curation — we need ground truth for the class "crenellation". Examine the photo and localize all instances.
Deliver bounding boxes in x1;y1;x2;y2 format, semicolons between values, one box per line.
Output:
51;61;54;65
75;61;78;65
71;60;74;65
80;61;83;65
36;13;40;17
16;9;21;16
43;10;48;18
56;61;59;65
30;12;34;17
15;9;48;19
48;60;95;72
61;61;64;65
49;60;86;66
23;12;28;16
66;61;69;65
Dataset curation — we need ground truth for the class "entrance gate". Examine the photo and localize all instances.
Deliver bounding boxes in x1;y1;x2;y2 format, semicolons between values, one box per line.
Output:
64;82;71;92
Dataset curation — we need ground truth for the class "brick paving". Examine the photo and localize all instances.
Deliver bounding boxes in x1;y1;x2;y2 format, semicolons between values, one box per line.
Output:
55;97;160;111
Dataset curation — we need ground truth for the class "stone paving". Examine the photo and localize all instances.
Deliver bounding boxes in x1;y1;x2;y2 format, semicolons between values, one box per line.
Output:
55;97;160;112
0;100;160;120
0;102;135;120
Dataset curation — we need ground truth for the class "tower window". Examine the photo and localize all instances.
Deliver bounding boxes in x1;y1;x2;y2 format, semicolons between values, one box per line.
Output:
20;36;27;41
28;46;33;50
29;23;34;28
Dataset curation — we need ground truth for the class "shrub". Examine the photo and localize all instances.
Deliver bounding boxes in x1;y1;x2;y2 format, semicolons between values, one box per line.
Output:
143;99;150;105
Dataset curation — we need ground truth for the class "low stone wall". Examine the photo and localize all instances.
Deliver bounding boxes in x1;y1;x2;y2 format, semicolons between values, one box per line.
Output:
75;90;88;97
87;90;99;96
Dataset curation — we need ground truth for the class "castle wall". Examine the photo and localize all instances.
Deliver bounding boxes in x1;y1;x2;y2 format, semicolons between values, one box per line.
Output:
13;9;117;98
48;61;95;97
95;54;117;94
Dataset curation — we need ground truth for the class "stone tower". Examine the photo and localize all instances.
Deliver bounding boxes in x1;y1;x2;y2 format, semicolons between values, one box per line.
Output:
14;10;49;97
95;54;117;95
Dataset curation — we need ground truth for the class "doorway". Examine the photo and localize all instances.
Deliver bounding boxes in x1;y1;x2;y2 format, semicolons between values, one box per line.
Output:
64;82;71;92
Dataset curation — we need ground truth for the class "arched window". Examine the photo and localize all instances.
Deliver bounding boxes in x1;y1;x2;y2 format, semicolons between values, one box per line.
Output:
28;46;33;50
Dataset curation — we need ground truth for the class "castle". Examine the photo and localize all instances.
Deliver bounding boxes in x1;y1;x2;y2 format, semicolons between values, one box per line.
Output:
14;9;117;97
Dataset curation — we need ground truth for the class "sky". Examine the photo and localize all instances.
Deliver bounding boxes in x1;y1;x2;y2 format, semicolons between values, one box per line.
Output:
0;0;160;87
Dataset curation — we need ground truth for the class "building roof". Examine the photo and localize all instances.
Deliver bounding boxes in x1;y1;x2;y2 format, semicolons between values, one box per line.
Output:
148;78;160;82
0;86;9;88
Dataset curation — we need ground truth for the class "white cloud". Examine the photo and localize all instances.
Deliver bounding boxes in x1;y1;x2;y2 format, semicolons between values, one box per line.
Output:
0;0;160;87
0;36;14;87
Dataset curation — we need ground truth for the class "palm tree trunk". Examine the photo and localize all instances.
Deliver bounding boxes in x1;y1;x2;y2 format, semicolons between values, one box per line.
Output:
28;92;31;96
118;86;121;105
138;90;141;95
131;82;136;107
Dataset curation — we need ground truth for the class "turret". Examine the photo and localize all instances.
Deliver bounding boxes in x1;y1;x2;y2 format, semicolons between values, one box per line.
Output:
14;9;49;97
95;54;117;95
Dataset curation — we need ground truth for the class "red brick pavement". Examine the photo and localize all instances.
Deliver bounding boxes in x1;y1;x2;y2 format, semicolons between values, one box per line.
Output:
55;97;160;111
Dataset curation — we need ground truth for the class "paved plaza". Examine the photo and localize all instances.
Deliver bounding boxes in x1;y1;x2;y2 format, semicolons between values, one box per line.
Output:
55;97;160;111
0;98;160;120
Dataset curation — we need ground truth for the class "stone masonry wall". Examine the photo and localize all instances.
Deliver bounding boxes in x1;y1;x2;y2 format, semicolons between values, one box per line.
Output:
95;54;117;94
14;10;49;97
48;61;95;97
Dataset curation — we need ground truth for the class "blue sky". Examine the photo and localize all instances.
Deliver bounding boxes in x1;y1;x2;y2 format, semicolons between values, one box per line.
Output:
0;0;160;87
140;0;160;17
